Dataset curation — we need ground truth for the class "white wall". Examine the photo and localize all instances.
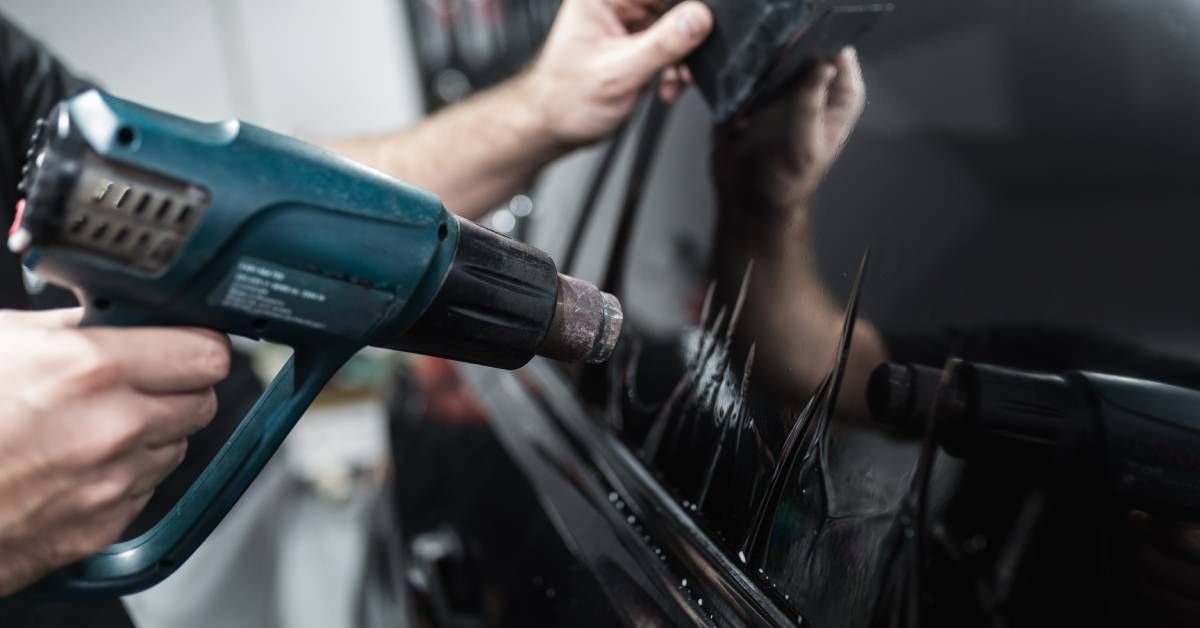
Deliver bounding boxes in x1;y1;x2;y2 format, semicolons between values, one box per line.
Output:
228;0;424;139
3;0;423;137
4;1;238;119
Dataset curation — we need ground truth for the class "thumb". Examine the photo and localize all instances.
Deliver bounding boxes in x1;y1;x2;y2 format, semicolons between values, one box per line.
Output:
617;1;713;91
5;307;84;328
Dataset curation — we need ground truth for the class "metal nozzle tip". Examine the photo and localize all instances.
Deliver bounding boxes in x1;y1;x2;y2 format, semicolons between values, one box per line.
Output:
537;275;624;365
592;291;623;363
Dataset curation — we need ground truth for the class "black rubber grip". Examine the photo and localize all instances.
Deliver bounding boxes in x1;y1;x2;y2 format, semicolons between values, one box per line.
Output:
385;218;559;370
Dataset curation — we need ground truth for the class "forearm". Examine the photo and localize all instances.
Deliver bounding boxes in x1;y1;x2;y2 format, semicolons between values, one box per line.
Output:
708;48;879;413
327;75;565;220
714;192;886;416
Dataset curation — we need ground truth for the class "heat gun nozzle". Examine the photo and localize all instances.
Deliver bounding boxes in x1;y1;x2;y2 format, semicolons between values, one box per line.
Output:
384;219;623;370
536;275;623;365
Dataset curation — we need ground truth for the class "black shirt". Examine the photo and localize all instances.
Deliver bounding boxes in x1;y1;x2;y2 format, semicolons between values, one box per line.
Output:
0;14;262;627
0;13;93;310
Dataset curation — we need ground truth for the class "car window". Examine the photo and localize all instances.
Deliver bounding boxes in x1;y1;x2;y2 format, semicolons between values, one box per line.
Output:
536;1;1200;626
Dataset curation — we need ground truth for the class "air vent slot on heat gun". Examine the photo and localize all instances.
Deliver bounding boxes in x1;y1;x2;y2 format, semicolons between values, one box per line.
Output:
59;153;209;274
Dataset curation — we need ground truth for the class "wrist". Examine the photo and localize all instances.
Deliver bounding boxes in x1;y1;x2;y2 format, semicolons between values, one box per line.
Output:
716;171;814;233
758;152;825;209
506;69;573;163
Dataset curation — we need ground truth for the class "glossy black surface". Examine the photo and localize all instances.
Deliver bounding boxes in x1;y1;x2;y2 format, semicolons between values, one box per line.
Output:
373;1;1200;626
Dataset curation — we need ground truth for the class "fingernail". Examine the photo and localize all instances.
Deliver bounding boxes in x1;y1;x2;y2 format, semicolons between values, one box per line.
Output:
677;5;704;39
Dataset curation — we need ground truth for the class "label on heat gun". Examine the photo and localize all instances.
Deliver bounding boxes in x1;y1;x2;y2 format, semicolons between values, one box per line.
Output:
209;257;393;338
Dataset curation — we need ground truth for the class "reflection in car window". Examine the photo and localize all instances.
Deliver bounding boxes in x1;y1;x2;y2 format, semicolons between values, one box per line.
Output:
569;1;1200;626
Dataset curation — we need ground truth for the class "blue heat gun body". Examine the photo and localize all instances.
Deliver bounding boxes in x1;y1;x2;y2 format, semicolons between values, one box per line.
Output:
10;90;623;597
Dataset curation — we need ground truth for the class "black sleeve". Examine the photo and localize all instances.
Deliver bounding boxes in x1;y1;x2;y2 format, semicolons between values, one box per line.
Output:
0;14;95;159
0;14;96;310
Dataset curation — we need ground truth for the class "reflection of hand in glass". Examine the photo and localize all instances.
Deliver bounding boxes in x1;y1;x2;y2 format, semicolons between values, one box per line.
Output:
716;48;866;209
710;48;885;416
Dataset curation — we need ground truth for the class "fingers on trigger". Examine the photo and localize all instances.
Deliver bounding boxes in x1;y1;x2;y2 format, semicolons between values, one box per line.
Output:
127;440;188;498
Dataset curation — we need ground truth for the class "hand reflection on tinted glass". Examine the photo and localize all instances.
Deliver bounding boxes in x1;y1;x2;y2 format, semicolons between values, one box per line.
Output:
710;48;886;418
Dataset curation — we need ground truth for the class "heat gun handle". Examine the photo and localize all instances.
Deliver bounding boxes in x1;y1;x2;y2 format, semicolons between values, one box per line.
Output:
27;343;354;598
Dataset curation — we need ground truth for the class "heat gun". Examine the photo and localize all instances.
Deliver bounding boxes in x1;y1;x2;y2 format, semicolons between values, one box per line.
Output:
869;360;1200;518
10;89;623;597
